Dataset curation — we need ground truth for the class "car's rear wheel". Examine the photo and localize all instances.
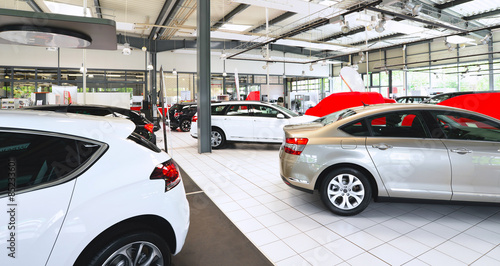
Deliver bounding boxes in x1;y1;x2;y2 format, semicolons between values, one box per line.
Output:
211;128;226;149
320;167;371;216
85;231;171;266
180;119;191;132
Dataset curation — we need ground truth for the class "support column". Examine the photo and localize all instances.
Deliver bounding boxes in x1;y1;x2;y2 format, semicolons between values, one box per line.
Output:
145;51;157;123
197;0;212;153
488;33;494;91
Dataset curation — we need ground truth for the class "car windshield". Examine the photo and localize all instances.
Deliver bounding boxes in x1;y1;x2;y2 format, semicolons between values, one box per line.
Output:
272;104;298;117
315;109;357;125
425;94;452;104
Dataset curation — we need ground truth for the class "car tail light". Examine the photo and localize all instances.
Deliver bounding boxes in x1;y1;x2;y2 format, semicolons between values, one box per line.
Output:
191;115;197;122
284;138;308;155
150;160;181;191
144;123;154;133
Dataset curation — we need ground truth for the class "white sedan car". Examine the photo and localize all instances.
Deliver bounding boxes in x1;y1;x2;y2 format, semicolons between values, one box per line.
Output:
0;110;189;265
190;101;317;149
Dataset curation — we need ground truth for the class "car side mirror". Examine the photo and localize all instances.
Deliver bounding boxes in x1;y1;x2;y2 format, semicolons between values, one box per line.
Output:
277;113;285;119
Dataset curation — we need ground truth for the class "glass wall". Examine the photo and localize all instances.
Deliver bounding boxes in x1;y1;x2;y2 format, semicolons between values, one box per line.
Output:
0;66;147;108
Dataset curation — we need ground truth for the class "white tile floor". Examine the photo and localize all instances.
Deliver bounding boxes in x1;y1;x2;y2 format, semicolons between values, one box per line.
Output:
159;131;500;265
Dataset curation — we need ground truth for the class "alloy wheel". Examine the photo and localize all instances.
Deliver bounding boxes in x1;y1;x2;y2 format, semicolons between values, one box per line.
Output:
102;241;163;266
326;173;365;210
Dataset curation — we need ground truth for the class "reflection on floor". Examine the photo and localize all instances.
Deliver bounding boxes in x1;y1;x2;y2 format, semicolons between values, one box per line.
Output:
159;131;500;265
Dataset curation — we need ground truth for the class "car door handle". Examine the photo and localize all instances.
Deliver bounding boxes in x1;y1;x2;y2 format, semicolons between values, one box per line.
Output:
372;144;393;150
450;148;472;154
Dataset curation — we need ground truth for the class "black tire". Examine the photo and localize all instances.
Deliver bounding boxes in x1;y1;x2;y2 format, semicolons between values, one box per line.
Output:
211;128;226;149
179;119;191;132
320;167;372;216
84;231;171;266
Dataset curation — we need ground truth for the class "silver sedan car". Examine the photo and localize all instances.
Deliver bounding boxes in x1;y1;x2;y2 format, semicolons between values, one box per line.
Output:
280;104;500;216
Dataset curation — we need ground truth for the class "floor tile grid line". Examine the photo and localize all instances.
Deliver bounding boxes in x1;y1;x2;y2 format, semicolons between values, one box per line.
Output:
362;206;500;265
450;209;500;265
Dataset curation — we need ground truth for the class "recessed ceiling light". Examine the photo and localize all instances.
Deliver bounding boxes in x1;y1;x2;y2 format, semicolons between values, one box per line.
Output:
44;1;92;17
446;35;474;44
219;24;252;32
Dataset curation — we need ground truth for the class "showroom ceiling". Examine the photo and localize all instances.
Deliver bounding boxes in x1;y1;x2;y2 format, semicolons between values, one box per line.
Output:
2;0;500;62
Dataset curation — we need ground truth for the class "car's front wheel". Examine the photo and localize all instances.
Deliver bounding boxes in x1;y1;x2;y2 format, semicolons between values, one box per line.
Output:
211;128;226;149
320;167;371;216
84;231;171;266
180;119;191;132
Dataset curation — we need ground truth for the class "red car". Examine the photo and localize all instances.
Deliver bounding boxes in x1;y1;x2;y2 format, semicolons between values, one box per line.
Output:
305;91;389;117
437;92;500;120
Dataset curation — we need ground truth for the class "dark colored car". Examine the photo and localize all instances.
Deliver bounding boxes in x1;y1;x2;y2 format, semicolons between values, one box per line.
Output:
422;91;499;104
168;102;197;132
26;104;157;143
395;96;429;103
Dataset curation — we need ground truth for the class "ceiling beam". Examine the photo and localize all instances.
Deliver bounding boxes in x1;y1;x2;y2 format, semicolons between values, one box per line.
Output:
226;0;381;60
348;32;406;46
366;6;465;32
251;11;296;33
26;0;43;12
148;0;180;40
434;0;473;10
374;51;500;69
94;0;102;19
318;27;365;42
212;4;249;30
463;9;500;21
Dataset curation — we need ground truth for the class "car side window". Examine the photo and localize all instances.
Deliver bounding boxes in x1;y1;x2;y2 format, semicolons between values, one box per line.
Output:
340;120;370;136
368;111;429;138
0;132;104;195
211;105;227;115
252;105;280;118
429;111;500;142
226;105;250;116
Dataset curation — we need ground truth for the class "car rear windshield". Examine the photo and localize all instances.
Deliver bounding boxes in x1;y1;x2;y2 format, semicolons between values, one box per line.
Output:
315;109;357;126
127;132;161;152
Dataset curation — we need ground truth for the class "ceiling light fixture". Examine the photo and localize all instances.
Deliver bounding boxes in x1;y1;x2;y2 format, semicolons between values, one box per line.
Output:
375;14;386;33
142;46;147;52
79;64;86;73
147;64;154;71
404;0;422;17
220;50;227;60
0;25;92;48
172;68;177;75
341;19;350;34
122;43;131;55
309;64;314;71
444;41;454;52
480;33;491;45
359;52;365;63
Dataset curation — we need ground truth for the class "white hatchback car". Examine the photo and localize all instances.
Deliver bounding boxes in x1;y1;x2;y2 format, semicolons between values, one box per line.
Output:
0;110;189;265
190;101;317;149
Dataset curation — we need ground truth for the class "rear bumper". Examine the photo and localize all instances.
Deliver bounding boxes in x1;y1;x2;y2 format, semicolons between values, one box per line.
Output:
281;175;314;194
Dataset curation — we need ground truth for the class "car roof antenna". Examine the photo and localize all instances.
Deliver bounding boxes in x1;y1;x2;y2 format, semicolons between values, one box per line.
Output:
361;101;369;107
